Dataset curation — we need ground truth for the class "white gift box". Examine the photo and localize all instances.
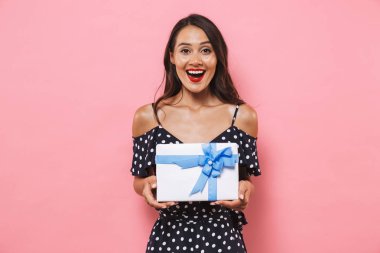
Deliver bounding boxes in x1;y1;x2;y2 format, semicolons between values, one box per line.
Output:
155;143;239;202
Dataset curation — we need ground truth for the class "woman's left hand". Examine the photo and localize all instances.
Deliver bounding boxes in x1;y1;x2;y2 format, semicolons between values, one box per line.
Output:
210;180;254;211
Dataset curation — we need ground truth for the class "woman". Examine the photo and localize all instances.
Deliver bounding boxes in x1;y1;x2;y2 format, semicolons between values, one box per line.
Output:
131;14;261;252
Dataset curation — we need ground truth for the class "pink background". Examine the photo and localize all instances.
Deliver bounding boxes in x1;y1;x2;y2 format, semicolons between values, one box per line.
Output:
1;0;379;252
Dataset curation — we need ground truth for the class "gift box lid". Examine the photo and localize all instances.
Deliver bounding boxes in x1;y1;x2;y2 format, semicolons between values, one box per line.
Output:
155;143;239;202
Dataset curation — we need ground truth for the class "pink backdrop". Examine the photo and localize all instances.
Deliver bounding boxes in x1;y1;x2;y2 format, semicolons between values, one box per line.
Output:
1;0;379;252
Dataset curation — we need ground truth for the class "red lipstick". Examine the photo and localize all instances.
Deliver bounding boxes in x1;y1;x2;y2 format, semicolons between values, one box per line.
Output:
186;68;205;83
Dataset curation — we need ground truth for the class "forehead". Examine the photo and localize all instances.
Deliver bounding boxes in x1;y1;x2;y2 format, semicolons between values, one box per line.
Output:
174;25;210;47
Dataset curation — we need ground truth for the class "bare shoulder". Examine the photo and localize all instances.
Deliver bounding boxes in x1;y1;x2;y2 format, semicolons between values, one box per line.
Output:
234;103;259;138
132;103;158;137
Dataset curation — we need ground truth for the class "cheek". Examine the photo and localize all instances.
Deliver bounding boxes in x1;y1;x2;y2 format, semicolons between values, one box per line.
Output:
174;57;188;69
203;56;217;68
175;65;187;78
211;59;217;69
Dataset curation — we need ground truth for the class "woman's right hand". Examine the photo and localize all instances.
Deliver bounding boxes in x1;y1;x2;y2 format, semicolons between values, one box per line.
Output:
141;175;177;209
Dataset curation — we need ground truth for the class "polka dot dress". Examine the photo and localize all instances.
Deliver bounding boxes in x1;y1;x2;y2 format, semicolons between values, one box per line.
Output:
131;105;261;252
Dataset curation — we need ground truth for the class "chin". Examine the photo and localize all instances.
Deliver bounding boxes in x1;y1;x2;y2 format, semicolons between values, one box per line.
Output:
183;83;210;94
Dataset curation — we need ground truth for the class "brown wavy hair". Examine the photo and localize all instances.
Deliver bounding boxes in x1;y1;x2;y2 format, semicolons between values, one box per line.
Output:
153;14;244;122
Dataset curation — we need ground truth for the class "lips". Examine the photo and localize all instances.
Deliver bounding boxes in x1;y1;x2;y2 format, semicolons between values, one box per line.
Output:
186;69;205;83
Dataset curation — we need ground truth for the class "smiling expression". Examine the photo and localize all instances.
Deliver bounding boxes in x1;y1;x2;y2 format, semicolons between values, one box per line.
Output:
170;25;217;94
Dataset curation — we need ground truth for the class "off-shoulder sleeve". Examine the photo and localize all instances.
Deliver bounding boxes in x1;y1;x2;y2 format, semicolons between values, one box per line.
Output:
238;132;261;176
130;130;156;177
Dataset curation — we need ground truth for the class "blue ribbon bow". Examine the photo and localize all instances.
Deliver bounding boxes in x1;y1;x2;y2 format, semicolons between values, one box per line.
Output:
155;143;238;201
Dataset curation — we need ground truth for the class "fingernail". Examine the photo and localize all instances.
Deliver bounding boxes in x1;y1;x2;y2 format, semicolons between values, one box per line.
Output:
240;194;244;199
210;202;215;205
151;184;156;188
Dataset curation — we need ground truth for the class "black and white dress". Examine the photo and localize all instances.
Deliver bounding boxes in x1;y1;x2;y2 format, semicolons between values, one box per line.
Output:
131;104;261;253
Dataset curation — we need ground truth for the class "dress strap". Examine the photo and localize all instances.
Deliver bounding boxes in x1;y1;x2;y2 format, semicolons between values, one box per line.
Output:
151;103;162;126
231;104;240;126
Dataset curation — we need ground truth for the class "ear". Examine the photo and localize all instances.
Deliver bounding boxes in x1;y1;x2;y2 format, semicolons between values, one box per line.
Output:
169;51;175;65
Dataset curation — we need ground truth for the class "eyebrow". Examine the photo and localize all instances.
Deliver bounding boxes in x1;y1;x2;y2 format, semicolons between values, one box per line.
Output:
177;41;211;47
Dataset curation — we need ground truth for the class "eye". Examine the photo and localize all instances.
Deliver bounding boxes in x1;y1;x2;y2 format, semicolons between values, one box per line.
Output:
201;48;212;54
180;48;191;54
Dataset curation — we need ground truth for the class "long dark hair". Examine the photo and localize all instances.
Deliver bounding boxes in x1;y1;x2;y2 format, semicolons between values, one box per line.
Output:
153;14;244;121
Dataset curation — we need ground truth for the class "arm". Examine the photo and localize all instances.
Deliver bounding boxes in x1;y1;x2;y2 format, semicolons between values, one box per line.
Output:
211;104;258;211
132;104;176;209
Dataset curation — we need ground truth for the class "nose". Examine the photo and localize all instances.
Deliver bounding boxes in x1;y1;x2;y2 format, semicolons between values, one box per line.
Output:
189;52;203;66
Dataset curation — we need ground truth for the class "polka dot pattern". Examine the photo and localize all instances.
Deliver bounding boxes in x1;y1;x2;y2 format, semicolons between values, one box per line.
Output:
131;125;261;177
146;201;247;252
130;105;261;252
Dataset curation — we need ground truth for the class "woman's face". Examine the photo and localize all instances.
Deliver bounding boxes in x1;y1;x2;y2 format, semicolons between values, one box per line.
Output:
170;25;217;94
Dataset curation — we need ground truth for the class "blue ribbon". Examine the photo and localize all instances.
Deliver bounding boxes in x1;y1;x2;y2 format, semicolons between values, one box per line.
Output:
155;143;237;201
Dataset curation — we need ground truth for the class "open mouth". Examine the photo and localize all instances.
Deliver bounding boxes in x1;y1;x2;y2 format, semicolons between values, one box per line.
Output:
186;69;205;82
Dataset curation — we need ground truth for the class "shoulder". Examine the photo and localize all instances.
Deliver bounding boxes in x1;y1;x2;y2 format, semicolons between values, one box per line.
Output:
132;103;158;137
234;103;259;138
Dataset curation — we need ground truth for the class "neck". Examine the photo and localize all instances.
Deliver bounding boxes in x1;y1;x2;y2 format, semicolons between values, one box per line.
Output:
172;87;221;109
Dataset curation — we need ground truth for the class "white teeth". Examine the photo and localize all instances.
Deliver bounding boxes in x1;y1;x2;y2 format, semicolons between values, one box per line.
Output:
187;70;204;74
